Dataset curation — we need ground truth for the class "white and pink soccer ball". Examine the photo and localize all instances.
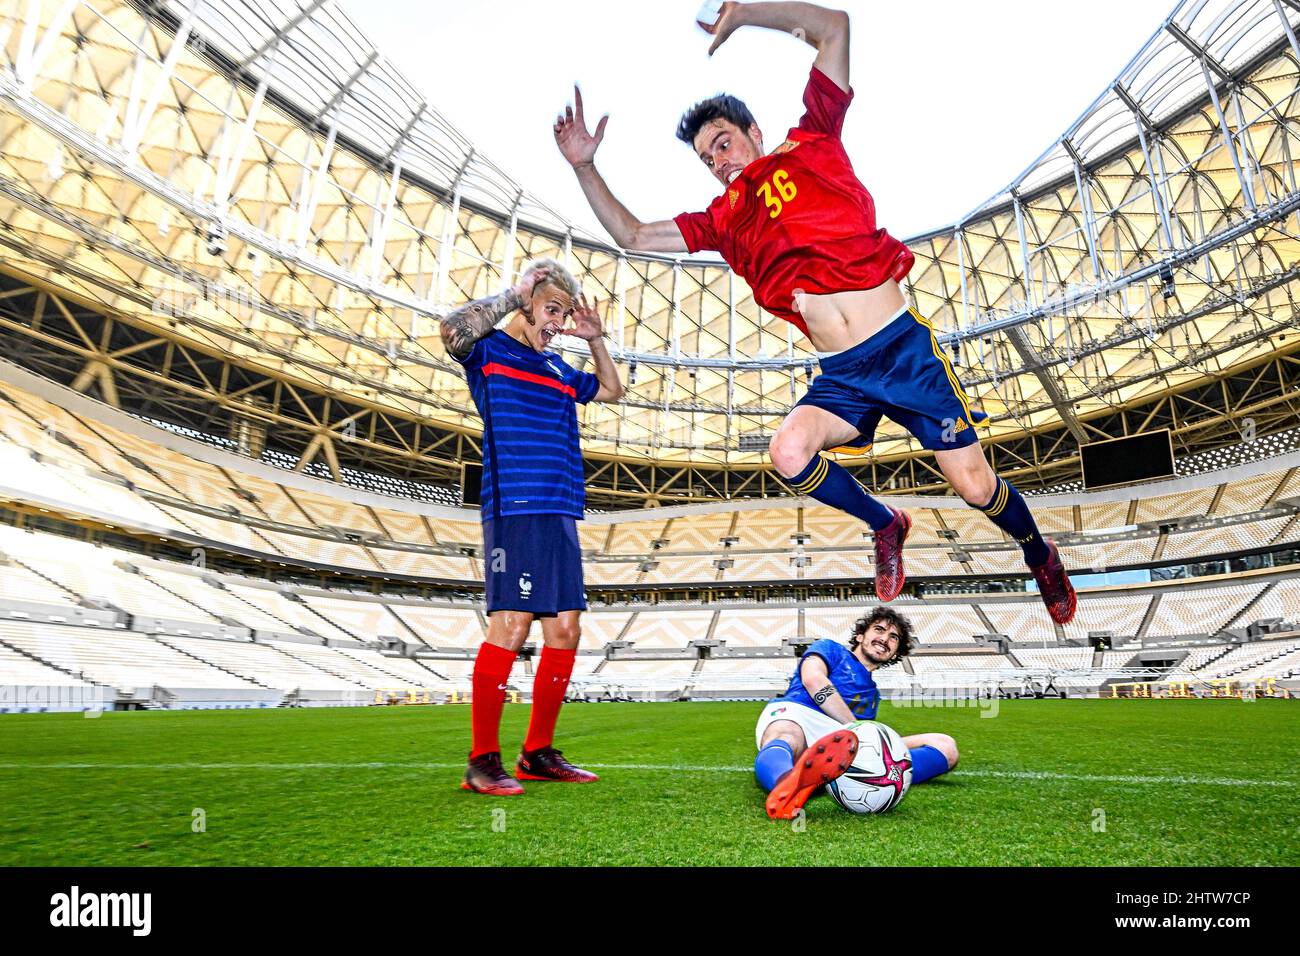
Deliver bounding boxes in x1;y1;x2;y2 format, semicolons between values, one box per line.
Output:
826;720;913;814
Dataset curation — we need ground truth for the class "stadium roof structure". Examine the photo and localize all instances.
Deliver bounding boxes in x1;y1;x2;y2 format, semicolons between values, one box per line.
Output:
0;0;1299;506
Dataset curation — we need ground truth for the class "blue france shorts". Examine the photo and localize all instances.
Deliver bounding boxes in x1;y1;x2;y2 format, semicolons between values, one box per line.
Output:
794;306;987;453
482;514;587;616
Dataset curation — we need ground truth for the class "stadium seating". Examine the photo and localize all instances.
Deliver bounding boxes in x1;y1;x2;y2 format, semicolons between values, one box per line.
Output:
1144;584;1268;638
804;606;869;643
1012;647;1094;670
0;620;258;692
1;369;1298;708
711;608;799;648
983;601;1061;642
1060;594;1154;643
384;604;485;649
907;654;1013;675
619;610;717;650
1191;639;1300;679
2;374;1298;598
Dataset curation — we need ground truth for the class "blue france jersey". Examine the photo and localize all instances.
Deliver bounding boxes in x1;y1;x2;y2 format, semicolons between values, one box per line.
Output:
775;638;881;720
458;330;599;519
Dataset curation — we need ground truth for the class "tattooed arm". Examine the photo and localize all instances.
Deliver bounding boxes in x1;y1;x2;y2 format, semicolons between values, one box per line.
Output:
799;655;856;723
439;266;551;360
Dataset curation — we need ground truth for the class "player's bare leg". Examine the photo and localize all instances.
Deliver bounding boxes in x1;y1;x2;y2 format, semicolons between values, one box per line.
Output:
934;442;1076;624
516;610;598;783
770;405;909;601
768;405;860;477
759;718;807;755
933;442;997;516
463;611;533;796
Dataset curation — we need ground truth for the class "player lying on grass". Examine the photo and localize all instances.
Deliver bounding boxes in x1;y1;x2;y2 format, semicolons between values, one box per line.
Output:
440;258;624;795
553;0;1076;625
754;607;958;819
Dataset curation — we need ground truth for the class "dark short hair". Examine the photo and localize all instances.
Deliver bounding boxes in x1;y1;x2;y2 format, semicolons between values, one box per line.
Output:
848;607;915;668
676;94;757;147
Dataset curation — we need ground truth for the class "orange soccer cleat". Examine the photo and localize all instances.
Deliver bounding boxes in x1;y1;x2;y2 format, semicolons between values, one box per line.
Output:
765;728;859;820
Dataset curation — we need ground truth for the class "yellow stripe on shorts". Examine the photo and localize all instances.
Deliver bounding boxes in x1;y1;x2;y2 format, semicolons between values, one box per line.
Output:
911;309;975;427
828;442;873;457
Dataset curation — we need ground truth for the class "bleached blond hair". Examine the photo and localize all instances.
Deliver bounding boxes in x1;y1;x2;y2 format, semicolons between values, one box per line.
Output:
519;257;580;300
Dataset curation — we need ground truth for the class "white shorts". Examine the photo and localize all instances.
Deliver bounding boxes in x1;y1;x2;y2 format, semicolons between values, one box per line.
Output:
754;699;844;750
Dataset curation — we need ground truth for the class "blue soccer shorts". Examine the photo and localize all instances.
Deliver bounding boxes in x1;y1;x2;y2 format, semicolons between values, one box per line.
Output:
482;514;587;617
794;306;986;453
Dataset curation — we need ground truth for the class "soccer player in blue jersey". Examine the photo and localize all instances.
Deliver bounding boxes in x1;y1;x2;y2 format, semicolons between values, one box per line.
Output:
439;259;624;795
754;606;958;818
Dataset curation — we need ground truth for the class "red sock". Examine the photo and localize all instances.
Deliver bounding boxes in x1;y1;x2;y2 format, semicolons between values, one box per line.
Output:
523;646;577;753
470;642;517;759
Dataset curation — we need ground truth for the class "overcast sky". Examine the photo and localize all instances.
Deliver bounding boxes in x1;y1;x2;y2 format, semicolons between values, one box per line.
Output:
349;0;1178;240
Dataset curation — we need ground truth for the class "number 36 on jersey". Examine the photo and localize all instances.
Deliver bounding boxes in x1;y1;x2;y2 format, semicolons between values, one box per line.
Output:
757;169;797;219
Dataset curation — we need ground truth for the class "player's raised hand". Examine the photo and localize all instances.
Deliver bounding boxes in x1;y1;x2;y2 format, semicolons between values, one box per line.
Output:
511;265;551;314
567;293;605;341
701;1;743;56
553;86;609;169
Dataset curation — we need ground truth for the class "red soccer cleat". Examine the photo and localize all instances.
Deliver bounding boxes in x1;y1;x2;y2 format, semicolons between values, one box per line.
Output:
461;751;525;795
872;506;911;602
765;728;859;820
516;746;599;783
1031;540;1077;625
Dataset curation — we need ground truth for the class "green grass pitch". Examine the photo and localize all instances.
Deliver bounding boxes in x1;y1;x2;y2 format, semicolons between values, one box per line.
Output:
0;699;1296;866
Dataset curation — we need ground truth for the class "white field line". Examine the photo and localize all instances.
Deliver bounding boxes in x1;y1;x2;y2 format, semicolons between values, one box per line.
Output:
0;762;1292;787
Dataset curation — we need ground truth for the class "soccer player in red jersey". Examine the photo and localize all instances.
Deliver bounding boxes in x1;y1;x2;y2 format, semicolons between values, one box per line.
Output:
554;1;1075;624
440;259;625;794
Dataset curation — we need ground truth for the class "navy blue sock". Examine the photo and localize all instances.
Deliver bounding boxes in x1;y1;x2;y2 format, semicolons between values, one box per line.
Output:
754;739;796;792
787;454;894;532
975;477;1050;567
910;744;951;784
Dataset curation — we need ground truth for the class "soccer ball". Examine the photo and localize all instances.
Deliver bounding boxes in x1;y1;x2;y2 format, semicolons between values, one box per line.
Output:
826;720;912;814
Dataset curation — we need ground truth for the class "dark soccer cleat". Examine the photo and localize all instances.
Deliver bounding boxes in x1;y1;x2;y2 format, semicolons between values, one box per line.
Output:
765;729;859;820
1030;540;1077;625
872;506;912;602
516;746;599;783
461;751;525;795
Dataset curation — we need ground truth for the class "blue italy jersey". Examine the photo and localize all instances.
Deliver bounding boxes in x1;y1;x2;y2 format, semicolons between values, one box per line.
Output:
458;330;599;519
775;638;881;720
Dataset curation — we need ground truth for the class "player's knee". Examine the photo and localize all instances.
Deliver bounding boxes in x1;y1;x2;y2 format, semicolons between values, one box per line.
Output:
760;720;806;754
547;622;581;650
934;734;959;769
775;728;804;753
768;428;815;478
956;468;998;507
492;617;533;651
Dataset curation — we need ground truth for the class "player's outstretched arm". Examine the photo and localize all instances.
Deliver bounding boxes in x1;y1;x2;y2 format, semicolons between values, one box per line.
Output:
703;2;850;92
439;266;550;360
799;656;857;723
568;294;625;403
553;86;688;254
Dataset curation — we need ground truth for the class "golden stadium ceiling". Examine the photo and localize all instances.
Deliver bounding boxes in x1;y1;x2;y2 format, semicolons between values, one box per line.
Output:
0;0;1299;471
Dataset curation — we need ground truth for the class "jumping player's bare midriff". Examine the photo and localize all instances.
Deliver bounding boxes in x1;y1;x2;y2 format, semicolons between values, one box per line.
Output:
554;0;1078;626
798;279;907;354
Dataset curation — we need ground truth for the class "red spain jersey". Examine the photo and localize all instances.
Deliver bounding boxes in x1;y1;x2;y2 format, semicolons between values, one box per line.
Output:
673;67;914;338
